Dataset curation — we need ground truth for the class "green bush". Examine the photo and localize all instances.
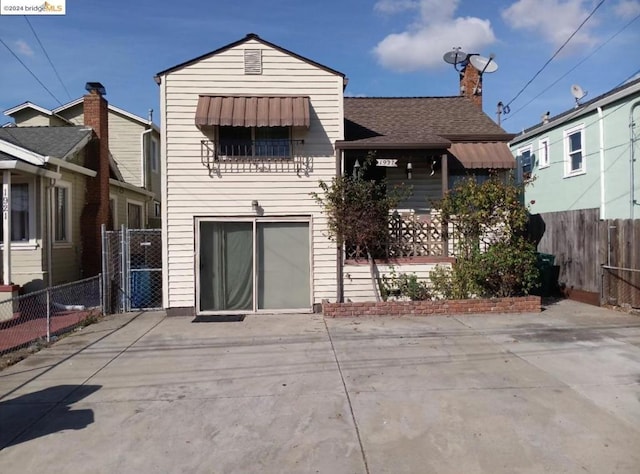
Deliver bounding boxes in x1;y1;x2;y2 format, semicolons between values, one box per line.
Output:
380;267;430;301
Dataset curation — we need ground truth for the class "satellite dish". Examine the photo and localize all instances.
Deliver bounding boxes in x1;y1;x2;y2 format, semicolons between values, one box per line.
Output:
571;84;587;99
571;84;587;107
443;48;467;65
469;54;498;74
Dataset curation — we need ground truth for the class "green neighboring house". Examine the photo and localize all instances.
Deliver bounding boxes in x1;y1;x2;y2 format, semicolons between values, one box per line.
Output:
510;77;640;219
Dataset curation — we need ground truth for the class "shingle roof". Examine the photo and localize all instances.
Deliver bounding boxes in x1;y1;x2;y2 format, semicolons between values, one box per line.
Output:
0;126;92;158
342;97;512;148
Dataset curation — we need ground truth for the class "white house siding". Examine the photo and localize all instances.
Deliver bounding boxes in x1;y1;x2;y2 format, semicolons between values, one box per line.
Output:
162;39;343;310
50;169;86;285
343;262;451;302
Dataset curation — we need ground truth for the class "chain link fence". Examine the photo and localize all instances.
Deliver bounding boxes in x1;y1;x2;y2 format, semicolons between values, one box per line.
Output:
0;276;102;358
602;266;640;310
102;226;162;313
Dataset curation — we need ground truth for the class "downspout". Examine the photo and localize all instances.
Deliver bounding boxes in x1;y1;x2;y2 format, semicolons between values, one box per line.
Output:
630;101;640;219
597;107;605;219
46;165;60;287
2;171;11;285
140;109;154;189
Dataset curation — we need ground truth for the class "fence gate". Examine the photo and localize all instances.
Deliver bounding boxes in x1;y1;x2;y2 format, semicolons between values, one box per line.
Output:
102;225;163;313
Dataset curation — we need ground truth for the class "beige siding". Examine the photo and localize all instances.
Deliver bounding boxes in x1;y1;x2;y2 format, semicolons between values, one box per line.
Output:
109;185;150;229
109;111;146;186
11;109;51;127
163;39;343;310
344;263;451;302
50;169;86;285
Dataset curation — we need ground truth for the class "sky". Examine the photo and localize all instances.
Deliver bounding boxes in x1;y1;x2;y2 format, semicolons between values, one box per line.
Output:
1;0;639;134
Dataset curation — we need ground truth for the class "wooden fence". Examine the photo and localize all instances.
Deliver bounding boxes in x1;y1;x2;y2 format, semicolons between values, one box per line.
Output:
529;208;639;307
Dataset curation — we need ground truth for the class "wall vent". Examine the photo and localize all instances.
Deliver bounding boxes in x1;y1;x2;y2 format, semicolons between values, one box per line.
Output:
244;49;262;75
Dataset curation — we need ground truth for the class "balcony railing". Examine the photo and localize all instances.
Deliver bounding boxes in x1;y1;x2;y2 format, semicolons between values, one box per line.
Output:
201;139;310;175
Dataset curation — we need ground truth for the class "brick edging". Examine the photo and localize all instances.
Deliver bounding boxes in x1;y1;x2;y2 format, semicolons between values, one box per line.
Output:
323;296;541;317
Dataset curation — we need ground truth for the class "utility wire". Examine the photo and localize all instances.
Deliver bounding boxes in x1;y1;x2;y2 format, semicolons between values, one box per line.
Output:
24;16;72;101
0;36;63;106
503;11;640;123
503;0;606;110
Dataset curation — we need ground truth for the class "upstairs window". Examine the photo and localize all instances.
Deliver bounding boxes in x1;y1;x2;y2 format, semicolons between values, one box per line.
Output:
564;125;585;176
218;126;291;159
538;138;550;168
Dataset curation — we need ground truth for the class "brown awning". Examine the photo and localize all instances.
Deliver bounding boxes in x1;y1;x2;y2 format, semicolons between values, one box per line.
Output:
195;96;310;128
449;142;515;169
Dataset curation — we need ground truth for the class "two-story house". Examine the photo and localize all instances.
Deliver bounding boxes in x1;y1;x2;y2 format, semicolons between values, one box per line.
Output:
157;34;516;315
510;77;640;220
4;95;162;228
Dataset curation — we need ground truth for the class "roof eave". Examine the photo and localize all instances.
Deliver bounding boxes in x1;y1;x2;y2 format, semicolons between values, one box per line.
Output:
156;33;345;79
336;141;451;150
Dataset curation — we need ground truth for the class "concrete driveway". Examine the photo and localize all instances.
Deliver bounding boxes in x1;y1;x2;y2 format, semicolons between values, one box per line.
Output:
1;300;639;473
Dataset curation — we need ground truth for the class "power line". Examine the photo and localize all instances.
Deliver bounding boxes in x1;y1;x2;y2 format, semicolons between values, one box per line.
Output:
0;36;63;106
503;0;606;110
503;11;640;123
24;16;72;101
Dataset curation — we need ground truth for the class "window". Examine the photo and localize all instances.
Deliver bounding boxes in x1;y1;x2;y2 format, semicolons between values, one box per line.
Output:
151;137;159;173
538;138;550;168
517;145;533;178
53;182;71;243
154;201;161;218
127;200;143;229
218;126;291;159
0;181;33;243
564;125;585;176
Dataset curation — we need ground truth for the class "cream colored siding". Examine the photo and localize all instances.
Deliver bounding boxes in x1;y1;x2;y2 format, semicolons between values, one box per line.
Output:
109;185;150;229
108;112;145;186
163;39;343;309
50;169;86;284
11;109;51;127
344;263;451;302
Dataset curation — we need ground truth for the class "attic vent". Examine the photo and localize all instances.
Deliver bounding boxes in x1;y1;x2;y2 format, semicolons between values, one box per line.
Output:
244;49;262;75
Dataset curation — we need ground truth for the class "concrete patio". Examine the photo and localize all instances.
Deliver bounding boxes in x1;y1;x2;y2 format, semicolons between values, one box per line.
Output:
0;300;639;473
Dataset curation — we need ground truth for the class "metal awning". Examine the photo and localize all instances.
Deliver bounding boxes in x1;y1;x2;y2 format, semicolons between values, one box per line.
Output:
195;96;310;128
449;142;515;169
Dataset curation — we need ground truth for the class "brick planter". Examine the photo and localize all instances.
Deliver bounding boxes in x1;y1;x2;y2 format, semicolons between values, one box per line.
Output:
323;296;541;318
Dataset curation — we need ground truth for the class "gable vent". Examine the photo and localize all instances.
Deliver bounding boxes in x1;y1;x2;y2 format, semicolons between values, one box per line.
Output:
244;49;262;75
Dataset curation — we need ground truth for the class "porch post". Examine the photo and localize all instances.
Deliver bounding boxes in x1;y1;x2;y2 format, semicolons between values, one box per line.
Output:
2;171;11;285
440;153;448;257
441;153;448;195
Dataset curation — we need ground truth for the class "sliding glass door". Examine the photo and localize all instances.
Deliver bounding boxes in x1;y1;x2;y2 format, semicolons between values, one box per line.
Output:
198;218;310;313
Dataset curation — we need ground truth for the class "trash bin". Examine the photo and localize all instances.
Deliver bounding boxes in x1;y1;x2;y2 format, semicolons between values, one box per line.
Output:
131;269;152;308
535;253;556;296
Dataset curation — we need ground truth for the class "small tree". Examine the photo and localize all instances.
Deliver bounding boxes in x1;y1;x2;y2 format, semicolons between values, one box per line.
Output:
432;173;538;298
311;156;410;301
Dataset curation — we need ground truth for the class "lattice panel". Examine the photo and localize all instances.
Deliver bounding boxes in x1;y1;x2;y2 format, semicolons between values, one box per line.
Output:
346;210;447;260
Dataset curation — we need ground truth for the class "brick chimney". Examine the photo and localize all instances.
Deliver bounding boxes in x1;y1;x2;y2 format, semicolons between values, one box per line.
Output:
80;82;112;277
459;56;482;108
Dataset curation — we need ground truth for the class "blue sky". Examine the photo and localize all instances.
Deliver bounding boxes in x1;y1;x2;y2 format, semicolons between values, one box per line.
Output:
1;0;639;133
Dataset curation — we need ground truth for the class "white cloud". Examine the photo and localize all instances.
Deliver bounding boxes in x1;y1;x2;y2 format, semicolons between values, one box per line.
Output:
14;40;34;57
373;0;496;72
614;0;640;18
502;0;598;52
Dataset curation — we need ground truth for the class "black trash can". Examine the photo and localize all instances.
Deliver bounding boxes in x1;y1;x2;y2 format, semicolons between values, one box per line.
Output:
535;253;556;296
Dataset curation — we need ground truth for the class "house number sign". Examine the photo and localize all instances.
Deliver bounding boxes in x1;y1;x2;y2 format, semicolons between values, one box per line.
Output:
376;159;397;167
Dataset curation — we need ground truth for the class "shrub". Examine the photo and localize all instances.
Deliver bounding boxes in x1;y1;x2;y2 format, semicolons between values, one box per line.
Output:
380;267;430;301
